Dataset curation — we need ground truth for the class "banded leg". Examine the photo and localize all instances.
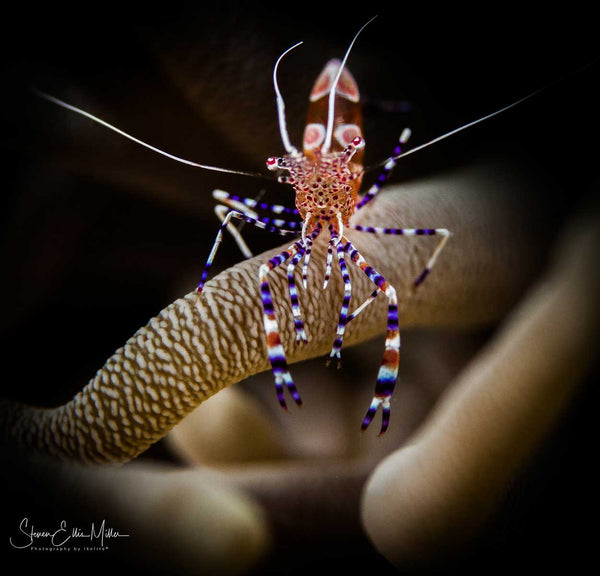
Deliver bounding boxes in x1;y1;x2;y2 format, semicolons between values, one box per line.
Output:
214;194;301;259
352;224;451;288
286;226;323;343
213;189;299;218
302;239;314;289
346;240;400;435
196;209;299;297
287;247;308;343
323;284;384;364
326;238;352;368
323;225;337;289
259;242;307;410
347;288;379;322
355;128;411;211
223;188;266;243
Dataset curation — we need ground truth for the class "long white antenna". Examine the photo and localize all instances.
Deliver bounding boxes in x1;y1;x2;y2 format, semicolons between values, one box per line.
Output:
35;90;267;178
367;83;555;171
273;41;303;155
322;16;377;153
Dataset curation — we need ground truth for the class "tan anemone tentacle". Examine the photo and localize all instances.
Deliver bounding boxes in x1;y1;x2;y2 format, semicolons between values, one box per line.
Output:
1;159;552;464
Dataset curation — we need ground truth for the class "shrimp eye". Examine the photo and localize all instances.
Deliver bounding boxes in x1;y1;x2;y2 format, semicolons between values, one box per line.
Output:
352;136;365;149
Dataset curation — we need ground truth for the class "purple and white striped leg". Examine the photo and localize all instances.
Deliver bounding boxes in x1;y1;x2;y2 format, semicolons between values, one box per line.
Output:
302;239;313;289
346;240;401;435
214;205;300;259
352;224;451;288
347;288;379;323
326;238;352;368
212;189;300;219
196;209;299;298
287;226;323;343
287;246;309;344
355;128;411;211
323;226;337;289
213;194;301;259
259;242;307;411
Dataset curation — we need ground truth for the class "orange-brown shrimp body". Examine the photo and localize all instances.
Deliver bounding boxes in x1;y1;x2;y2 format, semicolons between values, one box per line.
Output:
38;18;560;436
39;18;453;436
267;59;365;229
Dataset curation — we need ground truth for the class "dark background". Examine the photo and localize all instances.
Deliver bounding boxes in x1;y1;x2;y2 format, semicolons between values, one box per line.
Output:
2;2;598;574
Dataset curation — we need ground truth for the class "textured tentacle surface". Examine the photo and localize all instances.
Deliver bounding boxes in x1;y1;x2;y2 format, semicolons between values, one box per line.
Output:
1;160;554;464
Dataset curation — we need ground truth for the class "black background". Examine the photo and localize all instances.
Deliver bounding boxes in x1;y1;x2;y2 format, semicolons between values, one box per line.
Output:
2;2;598;574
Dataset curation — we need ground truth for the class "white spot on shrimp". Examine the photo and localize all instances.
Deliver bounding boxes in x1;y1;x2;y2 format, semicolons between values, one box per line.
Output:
303;123;326;150
334;123;362;148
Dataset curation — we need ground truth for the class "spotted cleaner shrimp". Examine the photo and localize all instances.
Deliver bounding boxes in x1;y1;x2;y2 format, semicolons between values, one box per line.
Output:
36;16;553;435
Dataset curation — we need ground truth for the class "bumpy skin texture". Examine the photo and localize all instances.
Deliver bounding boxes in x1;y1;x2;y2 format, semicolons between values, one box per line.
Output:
1;160;551;464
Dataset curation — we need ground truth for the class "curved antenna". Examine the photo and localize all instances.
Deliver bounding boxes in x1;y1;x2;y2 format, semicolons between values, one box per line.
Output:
35;90;268;179
273;41;303;155
322;15;377;153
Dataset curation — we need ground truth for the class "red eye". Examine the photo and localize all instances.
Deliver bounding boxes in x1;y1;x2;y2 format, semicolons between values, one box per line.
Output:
352;136;364;147
266;157;278;170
